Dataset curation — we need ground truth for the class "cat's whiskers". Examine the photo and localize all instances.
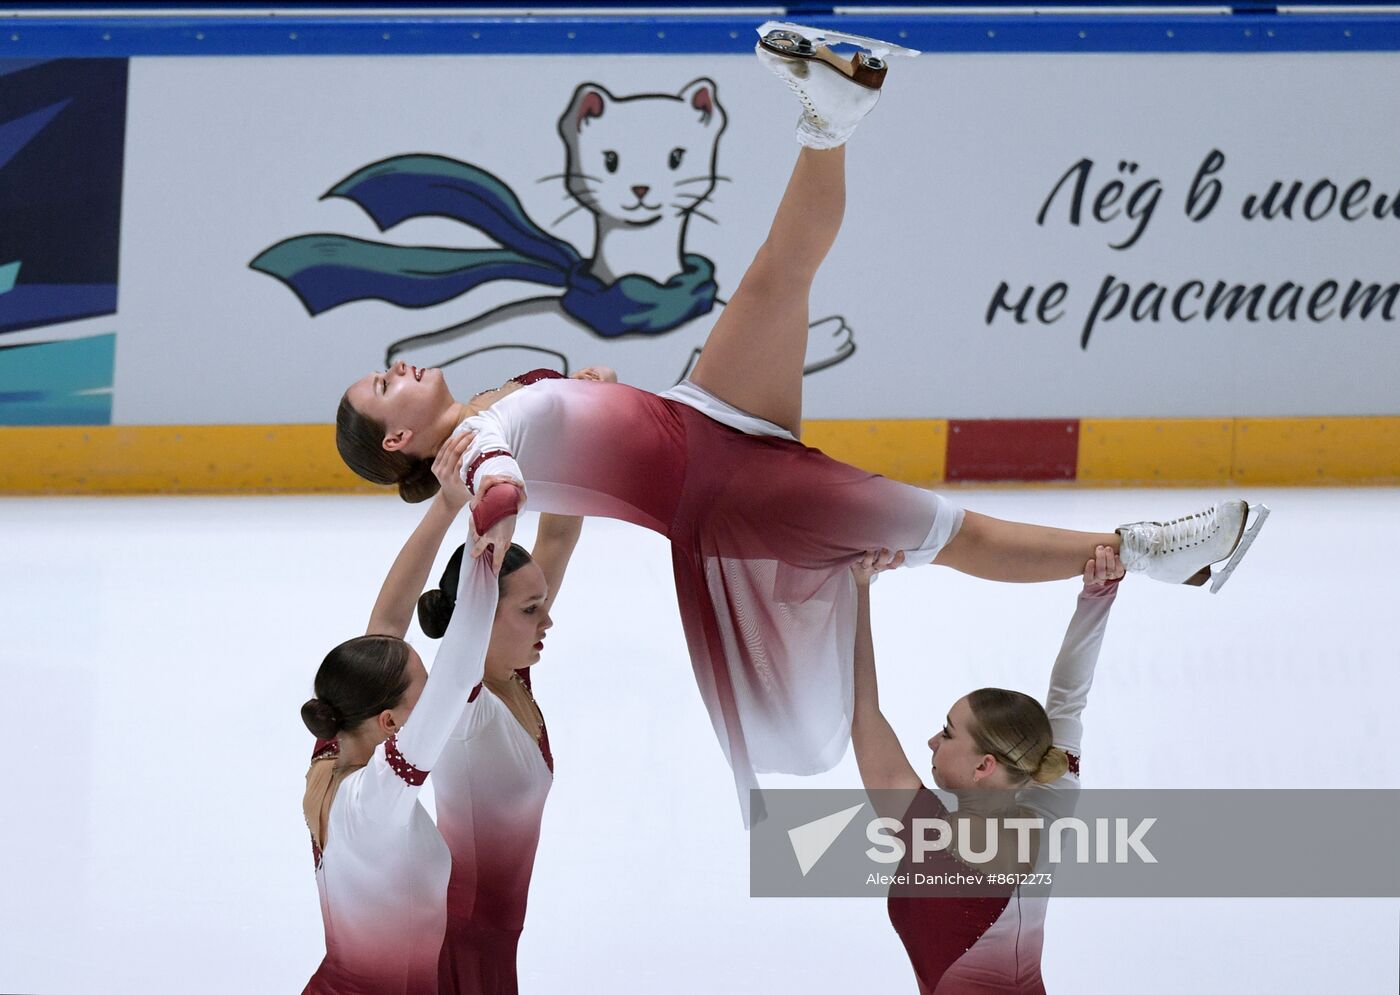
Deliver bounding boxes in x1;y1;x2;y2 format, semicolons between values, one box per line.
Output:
675;191;715;206
677;205;720;225
675;175;732;186
537;171;605;184
561;187;597;201
552;203;594;226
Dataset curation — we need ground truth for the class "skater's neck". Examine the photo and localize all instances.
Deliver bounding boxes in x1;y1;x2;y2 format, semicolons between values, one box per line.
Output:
950;787;1018;817
424;400;469;454
588;214;687;285
334;727;382;771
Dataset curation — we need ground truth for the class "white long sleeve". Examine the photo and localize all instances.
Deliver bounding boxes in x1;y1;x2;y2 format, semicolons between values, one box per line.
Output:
457;401;527;494
1013;583;1116;825
351;552;500;825
1043;584;1117;758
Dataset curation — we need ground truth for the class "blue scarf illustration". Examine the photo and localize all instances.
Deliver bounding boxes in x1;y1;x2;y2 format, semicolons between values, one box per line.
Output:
251;154;718;338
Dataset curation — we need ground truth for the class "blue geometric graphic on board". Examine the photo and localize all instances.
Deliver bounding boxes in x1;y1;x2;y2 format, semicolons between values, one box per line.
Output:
0;59;128;337
0;332;115;425
0;60;46;82
0;99;67;171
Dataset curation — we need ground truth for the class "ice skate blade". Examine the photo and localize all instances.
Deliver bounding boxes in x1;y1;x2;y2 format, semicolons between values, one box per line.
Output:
757;20;922;60
1209;504;1270;593
757;29;889;90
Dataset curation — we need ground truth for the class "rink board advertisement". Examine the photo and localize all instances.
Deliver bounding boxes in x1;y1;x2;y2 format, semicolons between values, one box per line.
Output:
3;21;1400;492
3;50;1400;430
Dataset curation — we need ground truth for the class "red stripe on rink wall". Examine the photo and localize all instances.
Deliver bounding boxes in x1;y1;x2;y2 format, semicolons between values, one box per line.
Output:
946;420;1080;482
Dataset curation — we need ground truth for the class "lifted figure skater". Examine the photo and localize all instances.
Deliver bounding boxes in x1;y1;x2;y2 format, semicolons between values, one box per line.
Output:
331;23;1266;821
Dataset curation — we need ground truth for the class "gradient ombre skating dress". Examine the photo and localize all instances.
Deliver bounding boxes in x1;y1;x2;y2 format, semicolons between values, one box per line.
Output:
888;584;1116;993
459;375;964;822
434;666;554;994
301;557;499;995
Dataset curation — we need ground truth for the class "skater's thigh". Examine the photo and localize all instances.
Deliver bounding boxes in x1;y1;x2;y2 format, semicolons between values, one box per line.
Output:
690;251;809;437
763;450;961;564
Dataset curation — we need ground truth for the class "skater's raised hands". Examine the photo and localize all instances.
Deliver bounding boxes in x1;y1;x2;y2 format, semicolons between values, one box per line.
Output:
852;547;905;587
1083;545;1124;595
571;365;618;383
468;475;523;575
431;430;477;514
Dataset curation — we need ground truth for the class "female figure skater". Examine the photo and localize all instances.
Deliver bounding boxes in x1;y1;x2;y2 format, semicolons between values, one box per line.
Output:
331;25;1261;820
338;365;596;993
850;544;1123;993
362;429;586;993
300;435;499;994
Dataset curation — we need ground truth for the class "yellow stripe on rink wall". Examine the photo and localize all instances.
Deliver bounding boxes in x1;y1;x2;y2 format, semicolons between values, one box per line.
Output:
1081;416;1400;485
2;416;1399;494
1079;419;1235;485
1233;417;1400;485
0;424;379;495
800;419;948;485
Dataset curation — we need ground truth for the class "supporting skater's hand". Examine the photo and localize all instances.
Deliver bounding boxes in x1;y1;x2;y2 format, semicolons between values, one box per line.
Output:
471;511;517;575
1083;545;1125;595
572;365;618;383
473;471;527;509
431;430;476;514
852;548;905;586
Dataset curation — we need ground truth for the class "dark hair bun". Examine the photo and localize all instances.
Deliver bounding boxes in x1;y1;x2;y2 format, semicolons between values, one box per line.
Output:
302;697;342;740
417;588;455;639
398;459;441;504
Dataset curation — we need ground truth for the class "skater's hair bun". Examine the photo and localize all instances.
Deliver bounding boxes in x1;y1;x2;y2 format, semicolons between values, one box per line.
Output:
398;460;440;505
417;542;533;638
1031;747;1070;785
966;688;1063;787
302;635;414;738
336;392;441;504
301;698;343;740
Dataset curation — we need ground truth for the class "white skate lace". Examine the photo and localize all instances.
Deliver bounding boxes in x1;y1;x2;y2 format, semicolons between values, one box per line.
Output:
1119;504;1223;572
776;72;824;128
1156;505;1220;553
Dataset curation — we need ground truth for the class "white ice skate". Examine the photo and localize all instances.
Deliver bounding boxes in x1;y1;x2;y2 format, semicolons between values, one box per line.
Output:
1117;500;1270;593
756;21;917;149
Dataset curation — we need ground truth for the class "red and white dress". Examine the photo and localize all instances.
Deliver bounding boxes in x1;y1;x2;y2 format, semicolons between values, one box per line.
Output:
434;667;554;994
888;584;1116;994
459;375;964;823
301;556;499;995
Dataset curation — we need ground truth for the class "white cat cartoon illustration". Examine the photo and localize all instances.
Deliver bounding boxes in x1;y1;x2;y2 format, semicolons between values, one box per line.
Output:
252;78;854;392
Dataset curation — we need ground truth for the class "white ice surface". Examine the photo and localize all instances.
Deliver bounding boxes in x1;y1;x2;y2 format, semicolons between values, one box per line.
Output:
2;488;1397;994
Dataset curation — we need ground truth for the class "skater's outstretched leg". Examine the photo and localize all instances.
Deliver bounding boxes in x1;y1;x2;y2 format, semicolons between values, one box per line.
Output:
689;146;846;438
934;512;1121;582
933;500;1267;589
689;27;885;438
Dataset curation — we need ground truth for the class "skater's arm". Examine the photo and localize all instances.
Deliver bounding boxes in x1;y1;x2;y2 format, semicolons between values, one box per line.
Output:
366;433;474;638
457;404;530;572
851;550;921;794
531;514;584;616
458;404;525;499
1044;546;1122;760
354;552;500;824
